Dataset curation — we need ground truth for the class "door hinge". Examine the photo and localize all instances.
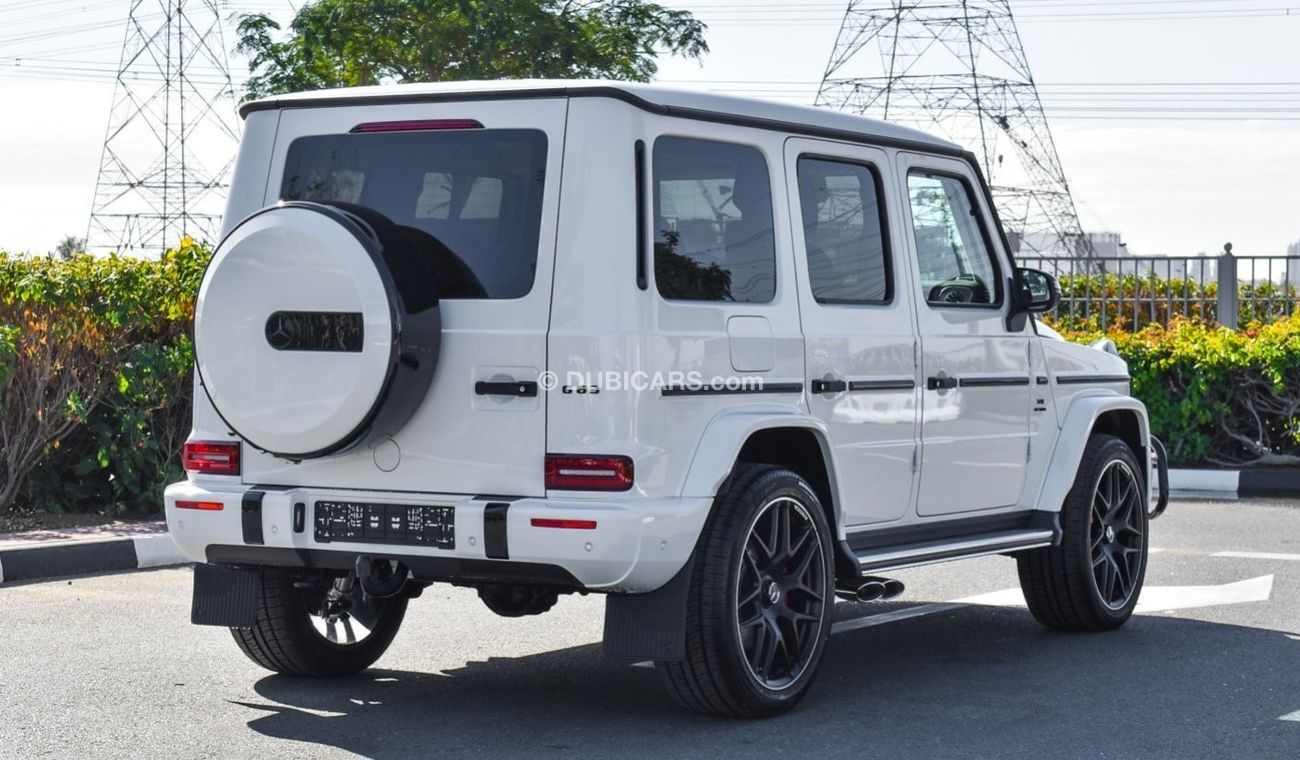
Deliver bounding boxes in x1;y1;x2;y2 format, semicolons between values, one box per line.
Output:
913;339;919;369
1026;439;1032;462
911;446;919;473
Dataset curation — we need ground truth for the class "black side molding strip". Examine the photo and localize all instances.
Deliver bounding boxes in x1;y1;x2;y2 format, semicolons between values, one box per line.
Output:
1055;374;1131;385
849;378;917;392
662;382;804;398
958;376;1031;388
634;139;648;290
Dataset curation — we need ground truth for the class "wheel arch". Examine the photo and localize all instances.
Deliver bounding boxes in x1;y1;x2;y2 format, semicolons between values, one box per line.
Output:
1036;393;1151;514
680;411;842;532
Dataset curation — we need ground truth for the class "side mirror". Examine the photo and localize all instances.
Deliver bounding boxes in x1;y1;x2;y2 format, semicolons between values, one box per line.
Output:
1016;267;1060;313
1006;267;1060;331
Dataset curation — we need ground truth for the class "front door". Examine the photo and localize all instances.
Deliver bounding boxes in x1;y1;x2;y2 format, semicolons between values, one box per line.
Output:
896;153;1031;517
787;138;920;528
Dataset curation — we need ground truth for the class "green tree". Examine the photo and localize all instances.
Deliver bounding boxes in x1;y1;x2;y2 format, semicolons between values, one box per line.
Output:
55;236;85;260
235;0;708;99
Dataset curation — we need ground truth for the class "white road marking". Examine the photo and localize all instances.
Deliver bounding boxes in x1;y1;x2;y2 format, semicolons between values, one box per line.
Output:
947;576;1274;614
827;575;1275;633
1212;551;1300;563
1279;710;1300;723
830;603;965;635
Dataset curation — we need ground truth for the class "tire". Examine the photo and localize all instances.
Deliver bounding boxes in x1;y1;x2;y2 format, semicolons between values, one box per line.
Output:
231;567;408;677
658;465;834;718
1017;434;1149;631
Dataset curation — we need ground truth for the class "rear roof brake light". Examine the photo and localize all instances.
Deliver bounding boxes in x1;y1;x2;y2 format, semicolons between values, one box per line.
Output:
350;119;484;133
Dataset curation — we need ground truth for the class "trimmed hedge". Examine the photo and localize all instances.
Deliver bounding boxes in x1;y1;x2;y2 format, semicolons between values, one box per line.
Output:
1052;316;1300;467
1047;272;1298;332
0;241;209;516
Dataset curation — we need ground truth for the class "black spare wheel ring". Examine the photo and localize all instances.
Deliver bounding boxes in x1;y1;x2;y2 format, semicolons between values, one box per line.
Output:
194;200;441;460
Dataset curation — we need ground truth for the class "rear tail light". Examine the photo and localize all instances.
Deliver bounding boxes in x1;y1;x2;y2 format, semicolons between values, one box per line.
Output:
175;500;224;511
182;440;241;476
544;454;634;491
350;119;484;133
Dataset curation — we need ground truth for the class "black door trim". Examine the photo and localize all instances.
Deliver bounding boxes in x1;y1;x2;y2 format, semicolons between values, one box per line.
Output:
662;382;804;397
1055;374;1130;385
849;378;917;392
958;375;1031;388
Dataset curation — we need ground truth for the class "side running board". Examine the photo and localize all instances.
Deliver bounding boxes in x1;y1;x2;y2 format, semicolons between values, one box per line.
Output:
853;527;1057;574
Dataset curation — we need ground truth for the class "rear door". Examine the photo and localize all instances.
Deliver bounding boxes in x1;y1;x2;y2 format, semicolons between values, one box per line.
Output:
240;98;567;496
896;152;1032;516
785;138;920;528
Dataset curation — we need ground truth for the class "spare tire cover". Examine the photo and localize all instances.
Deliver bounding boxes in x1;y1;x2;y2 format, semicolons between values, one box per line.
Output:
195;201;440;460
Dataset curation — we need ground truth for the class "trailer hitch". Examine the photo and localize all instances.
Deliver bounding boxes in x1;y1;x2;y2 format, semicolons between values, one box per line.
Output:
353;555;410;599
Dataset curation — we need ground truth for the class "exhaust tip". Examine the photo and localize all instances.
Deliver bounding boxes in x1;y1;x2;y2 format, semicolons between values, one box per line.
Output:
881;579;905;600
854;581;887;602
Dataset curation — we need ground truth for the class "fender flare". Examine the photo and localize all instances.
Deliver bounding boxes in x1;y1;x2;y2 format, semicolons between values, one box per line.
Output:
679;407;839;505
1036;392;1151;514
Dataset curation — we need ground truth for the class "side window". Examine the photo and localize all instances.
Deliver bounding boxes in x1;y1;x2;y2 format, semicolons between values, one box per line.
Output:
796;157;890;304
653;136;776;303
906;171;1001;307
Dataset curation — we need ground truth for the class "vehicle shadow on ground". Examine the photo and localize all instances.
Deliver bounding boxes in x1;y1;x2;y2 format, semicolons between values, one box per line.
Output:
239;603;1300;759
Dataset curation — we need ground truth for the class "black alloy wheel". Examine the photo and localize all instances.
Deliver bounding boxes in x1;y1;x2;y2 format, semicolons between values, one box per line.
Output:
1089;459;1145;610
736;496;828;690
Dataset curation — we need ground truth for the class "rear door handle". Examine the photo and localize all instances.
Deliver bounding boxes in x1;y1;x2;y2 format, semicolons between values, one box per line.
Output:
926;376;958;391
810;378;848;394
475;380;538;397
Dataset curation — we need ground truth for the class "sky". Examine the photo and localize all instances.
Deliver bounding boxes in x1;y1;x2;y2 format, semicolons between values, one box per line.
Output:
0;0;1298;256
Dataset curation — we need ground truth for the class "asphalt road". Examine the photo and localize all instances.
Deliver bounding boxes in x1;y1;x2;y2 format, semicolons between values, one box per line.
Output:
3;496;1299;759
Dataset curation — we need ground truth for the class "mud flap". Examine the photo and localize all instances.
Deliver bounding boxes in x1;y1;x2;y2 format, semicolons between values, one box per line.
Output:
602;563;692;662
191;563;259;628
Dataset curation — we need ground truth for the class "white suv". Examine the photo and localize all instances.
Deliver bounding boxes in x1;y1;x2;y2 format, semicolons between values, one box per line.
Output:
166;80;1169;717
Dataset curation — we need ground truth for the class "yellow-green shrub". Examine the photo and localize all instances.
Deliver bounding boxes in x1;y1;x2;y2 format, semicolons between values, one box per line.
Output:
1054;316;1300;467
0;241;210;514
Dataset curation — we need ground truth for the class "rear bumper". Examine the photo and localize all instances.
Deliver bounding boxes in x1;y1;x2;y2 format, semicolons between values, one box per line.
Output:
164;481;711;593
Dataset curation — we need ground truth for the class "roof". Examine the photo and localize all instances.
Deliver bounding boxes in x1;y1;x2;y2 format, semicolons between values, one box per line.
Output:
239;79;962;154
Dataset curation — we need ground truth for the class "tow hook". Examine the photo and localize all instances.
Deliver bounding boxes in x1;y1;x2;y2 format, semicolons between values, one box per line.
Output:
354;555;410;599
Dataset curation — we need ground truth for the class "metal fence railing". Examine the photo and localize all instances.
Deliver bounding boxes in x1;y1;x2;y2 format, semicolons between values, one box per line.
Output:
1016;253;1300;331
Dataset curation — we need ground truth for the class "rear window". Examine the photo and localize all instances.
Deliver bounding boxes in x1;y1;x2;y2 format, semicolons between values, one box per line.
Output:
280;129;547;299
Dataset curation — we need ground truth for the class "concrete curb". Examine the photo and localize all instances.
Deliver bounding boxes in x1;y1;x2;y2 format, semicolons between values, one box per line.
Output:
1169;468;1300;496
0;532;187;585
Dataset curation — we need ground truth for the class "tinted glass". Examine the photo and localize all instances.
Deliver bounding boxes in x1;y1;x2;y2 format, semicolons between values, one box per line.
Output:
796;157;890;304
281;129;547;300
653;137;776;303
907;172;1000;306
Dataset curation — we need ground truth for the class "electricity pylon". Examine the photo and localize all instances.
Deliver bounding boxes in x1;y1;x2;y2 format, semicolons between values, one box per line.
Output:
87;0;240;254
817;1;1091;256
